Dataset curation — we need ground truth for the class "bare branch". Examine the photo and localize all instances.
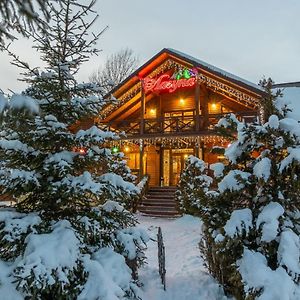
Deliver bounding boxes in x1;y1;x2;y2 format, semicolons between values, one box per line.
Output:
90;48;139;95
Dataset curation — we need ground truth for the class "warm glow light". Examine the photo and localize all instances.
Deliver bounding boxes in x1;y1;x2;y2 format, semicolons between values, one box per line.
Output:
211;102;217;110
227;143;232;148
184;154;189;159
124;146;130;152
149;108;156;115
79;148;86;155
179;98;185;105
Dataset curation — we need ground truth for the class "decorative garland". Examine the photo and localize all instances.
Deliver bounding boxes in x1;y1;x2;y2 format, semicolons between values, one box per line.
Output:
100;59;185;118
101;59;261;119
109;134;229;148
198;74;260;109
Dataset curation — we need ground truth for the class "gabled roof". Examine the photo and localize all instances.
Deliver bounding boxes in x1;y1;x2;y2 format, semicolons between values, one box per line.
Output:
108;48;264;98
167;48;264;91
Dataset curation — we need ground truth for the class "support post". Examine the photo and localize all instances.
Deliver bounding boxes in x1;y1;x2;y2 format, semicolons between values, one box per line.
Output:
140;80;146;135
200;84;209;130
195;136;200;158
195;80;200;131
201;142;205;161
139;139;144;180
159;146;164;186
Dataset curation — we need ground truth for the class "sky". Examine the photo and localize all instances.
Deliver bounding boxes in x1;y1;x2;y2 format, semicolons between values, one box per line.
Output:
1;0;300;93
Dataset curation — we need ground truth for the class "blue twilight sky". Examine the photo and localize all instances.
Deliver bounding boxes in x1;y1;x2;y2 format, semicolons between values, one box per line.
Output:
1;0;300;93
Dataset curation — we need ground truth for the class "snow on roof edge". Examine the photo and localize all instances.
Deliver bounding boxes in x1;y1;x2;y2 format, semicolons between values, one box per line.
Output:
166;48;264;92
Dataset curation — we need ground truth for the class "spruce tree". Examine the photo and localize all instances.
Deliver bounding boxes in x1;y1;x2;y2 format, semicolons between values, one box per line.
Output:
196;111;300;299
0;1;148;298
177;85;300;298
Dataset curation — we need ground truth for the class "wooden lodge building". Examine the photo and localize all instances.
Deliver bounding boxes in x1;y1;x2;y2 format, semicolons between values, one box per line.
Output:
99;48;265;187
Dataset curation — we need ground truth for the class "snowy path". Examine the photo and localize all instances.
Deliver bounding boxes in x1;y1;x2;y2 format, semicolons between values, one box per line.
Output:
137;214;229;300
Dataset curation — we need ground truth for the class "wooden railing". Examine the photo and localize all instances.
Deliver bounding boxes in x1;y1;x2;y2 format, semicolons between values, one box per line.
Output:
102;111;258;137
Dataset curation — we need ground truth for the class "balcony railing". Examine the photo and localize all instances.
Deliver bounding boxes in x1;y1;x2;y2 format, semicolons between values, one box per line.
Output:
102;111;258;137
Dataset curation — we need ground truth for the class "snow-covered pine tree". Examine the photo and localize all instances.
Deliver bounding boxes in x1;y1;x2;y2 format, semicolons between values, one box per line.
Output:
176;155;213;216
0;1;148;299
258;77;283;122
199;107;300;299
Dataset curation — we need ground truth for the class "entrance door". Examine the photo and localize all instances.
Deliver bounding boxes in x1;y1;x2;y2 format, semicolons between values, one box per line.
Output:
170;154;184;186
163;149;194;186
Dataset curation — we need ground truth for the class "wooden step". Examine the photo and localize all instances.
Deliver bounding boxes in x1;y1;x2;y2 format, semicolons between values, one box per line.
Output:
140;201;176;207
147;190;176;195
141;198;176;203
148;187;177;192
138;186;180;218
139;205;177;211
139;207;178;215
145;195;175;201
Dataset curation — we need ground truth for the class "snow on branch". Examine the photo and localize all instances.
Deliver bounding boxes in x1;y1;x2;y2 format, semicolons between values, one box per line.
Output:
256;202;284;242
15;220;81;288
218;170;251;193
279;147;300;172
278;230;300;278
210;163;224;178
44;151;76;171
76;126;118;143
57;171;102;194
0;210;41;242
224;208;253;238
0;139;35;154
253;157;271;182
10;94;39;114
78;248;133;300
117;228;149;260
216;113;240;129
0;93;8;114
238;249;299;300
99;173;138;194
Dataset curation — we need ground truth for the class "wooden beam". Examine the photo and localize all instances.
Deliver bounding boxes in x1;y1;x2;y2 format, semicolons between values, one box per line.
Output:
200;84;209;129
104;91;142;122
159;146;163;187
140;80;146;135
195;80;200;131
195;136;200;158
139;139;144;180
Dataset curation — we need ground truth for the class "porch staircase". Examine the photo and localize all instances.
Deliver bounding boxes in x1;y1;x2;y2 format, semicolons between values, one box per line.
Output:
138;186;181;218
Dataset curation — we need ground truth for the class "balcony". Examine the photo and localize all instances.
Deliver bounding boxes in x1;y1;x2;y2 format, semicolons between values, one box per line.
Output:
101;111;258;138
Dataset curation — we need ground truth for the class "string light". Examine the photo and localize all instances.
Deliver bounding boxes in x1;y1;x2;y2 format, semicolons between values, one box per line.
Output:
79;148;86;155
198;74;260;109
107;135;230;150
101;59;185;119
112;146;119;153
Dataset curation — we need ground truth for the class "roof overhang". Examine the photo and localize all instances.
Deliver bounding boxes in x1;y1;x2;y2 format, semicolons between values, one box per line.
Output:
101;48;266;121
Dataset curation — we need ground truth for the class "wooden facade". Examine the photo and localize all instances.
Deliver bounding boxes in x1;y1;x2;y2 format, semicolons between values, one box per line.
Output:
99;48;265;186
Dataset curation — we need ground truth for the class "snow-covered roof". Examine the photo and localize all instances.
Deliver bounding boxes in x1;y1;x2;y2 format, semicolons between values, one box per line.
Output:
275;86;300;121
108;48;264;98
166;48;263;92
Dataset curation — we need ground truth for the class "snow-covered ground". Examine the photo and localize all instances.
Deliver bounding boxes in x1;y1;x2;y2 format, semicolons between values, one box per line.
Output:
137;214;229;300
